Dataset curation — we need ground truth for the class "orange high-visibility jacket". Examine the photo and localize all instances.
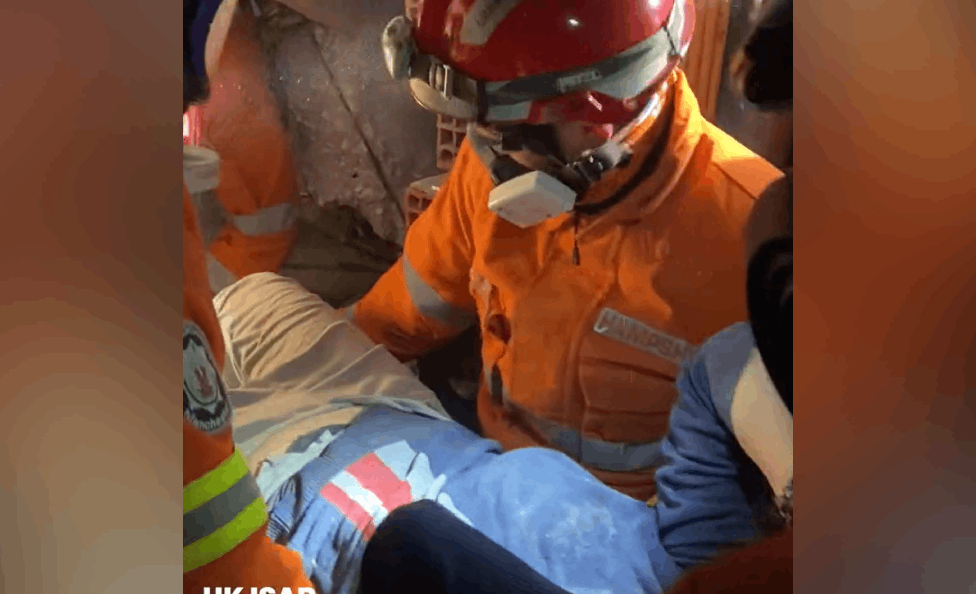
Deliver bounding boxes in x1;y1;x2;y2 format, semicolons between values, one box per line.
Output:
351;69;783;501
199;9;300;293
183;184;314;591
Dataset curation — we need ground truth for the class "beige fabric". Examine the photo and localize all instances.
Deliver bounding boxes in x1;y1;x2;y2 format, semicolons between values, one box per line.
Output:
730;348;793;499
204;0;240;78
213;272;446;473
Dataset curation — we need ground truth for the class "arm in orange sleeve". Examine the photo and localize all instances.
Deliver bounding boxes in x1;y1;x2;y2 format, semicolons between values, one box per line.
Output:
350;140;482;362
183;184;316;593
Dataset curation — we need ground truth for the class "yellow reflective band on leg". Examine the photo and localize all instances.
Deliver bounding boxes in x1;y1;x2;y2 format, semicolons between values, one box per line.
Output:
184;448;250;514
183;497;269;573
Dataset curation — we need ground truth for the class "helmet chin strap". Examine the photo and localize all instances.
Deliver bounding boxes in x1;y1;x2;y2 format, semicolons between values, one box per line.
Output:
466;79;673;235
473;78;669;202
481;137;632;196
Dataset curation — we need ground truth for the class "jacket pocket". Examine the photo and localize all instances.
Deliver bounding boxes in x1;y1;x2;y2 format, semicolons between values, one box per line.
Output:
576;317;684;441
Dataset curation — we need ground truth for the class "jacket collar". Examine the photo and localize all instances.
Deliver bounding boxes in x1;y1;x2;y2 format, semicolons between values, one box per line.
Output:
575;68;708;232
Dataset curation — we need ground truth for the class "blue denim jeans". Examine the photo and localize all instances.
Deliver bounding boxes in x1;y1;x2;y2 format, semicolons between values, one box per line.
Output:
358;500;572;594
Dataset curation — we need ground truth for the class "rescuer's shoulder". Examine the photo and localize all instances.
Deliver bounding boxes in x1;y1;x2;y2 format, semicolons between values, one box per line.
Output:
701;120;785;201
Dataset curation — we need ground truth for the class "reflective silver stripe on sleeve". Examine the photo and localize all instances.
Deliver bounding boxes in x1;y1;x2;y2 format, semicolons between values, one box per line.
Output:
529;410;668;472
401;255;478;330
232;203;299;236
489;368;669;472
183;146;221;194
579;437;667;472
183;472;263;547
484;364;501;405
206;253;240;295
190;189;228;247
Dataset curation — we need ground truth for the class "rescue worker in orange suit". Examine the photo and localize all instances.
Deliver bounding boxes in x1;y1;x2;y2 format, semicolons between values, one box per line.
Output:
186;4;302;296
183;0;316;589
358;2;792;591
184;0;304;297
348;0;785;500
186;2;402;301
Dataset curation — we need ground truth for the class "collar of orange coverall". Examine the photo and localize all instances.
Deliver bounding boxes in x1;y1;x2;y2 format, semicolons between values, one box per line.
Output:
570;68;706;235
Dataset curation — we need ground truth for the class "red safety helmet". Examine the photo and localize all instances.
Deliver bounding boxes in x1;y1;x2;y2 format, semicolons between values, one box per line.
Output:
383;0;695;127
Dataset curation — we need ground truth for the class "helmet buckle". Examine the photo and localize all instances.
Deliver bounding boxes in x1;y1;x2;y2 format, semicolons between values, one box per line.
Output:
430;62;455;99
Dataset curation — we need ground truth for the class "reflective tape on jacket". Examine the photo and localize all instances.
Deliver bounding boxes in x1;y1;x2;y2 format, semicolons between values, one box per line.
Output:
190;196;298;242
190;189;227;247
206;253;240;295
486;367;668;473
183;448;268;573
342;302;358;323
231;202;299;237
529;413;668;472
401;255;478;330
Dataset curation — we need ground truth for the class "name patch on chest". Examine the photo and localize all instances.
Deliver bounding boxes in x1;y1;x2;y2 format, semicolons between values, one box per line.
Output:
593;308;698;365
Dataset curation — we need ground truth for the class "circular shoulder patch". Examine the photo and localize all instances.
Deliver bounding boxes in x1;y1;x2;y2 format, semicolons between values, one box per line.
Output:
183;321;231;434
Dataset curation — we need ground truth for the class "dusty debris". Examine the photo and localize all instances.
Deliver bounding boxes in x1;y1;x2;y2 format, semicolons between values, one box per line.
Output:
255;0;440;246
281;202;401;307
244;0;481;407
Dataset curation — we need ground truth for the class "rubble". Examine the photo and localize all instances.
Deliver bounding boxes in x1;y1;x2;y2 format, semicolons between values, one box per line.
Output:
256;0;441;246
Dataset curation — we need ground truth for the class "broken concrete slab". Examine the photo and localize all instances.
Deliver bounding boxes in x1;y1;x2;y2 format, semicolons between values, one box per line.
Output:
270;0;375;33
279;210;400;307
256;0;440;246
